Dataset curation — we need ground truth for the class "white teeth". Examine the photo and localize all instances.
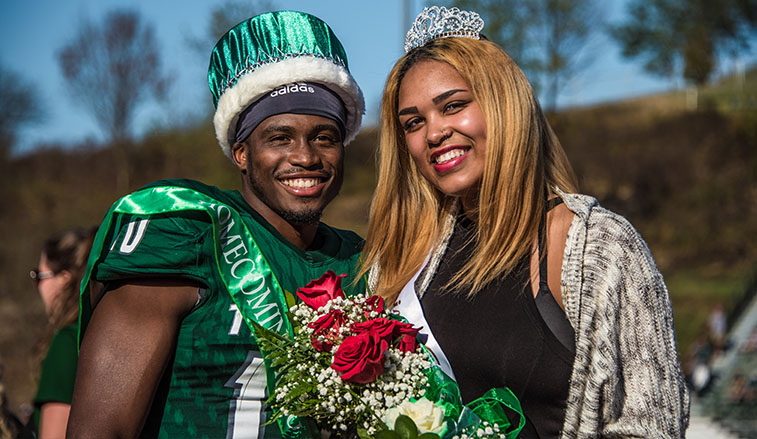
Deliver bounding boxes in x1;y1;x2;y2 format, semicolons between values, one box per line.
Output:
434;149;466;164
281;178;321;188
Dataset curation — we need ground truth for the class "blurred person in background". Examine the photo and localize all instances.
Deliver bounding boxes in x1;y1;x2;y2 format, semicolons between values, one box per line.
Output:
29;227;96;439
708;302;728;354
1;358;33;439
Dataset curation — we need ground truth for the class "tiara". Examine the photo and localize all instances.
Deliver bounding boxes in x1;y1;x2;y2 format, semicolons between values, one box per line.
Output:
404;6;484;53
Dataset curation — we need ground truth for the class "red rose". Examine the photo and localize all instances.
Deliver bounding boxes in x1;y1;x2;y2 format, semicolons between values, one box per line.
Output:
296;270;346;310
331;329;389;384
392;321;420;339
352;319;421;347
397;334;418;353
308;309;347;352
364;296;385;316
352;318;397;340
389;321;420;352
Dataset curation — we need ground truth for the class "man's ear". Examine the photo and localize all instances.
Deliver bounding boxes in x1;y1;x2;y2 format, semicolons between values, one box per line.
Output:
231;141;247;171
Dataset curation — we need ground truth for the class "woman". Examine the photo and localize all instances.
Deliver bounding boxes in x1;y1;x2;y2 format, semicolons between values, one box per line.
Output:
30;226;96;438
361;6;689;438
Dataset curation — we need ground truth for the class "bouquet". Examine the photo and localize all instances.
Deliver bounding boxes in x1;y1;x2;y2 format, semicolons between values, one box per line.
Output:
252;271;524;439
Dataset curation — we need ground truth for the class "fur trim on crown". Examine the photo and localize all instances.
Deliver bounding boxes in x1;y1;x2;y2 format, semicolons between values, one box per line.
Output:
213;56;365;159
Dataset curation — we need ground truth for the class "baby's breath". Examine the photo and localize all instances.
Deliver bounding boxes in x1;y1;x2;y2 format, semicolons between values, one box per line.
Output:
258;293;430;434
450;421;507;438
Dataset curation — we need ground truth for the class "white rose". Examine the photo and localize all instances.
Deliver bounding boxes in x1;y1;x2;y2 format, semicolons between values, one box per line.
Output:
383;397;446;435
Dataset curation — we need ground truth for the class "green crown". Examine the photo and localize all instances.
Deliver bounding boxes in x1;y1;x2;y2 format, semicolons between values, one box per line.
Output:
208;11;364;157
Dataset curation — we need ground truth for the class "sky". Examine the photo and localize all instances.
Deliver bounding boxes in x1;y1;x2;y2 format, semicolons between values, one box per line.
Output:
0;0;747;154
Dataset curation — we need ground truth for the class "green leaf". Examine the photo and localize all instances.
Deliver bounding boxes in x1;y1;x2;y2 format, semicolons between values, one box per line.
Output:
284;289;297;310
374;431;401;439
356;428;372;439
250;320;292;345
394;415;418;439
285;310;301;331
417;434;441;439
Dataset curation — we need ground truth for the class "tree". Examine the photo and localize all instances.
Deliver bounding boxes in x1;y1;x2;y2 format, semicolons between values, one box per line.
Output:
0;62;42;207
537;0;602;111
0;62;42;157
59;9;168;142
58;9;168;190
443;0;603;110
186;0;276;60
444;0;543;90
612;0;757;87
183;0;276;118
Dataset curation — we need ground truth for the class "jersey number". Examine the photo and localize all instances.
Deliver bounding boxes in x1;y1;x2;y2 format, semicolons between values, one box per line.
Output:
225;351;267;439
116;218;149;254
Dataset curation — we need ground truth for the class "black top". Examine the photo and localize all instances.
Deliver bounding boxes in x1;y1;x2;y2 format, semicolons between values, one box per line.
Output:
420;202;575;438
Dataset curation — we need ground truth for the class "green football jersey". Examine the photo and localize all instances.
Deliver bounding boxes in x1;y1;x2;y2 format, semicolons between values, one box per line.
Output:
81;179;365;438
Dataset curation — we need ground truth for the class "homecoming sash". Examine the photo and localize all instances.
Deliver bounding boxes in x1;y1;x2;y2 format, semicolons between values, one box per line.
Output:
394;258;457;381
79;185;311;438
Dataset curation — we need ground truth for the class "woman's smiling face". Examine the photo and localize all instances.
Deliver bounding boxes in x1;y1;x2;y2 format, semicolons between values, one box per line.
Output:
397;60;487;211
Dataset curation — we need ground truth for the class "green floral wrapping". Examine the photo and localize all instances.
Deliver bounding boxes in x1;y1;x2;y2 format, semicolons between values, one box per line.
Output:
422;355;525;438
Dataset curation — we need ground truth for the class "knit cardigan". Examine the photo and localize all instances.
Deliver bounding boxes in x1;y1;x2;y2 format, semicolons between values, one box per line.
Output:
377;192;690;438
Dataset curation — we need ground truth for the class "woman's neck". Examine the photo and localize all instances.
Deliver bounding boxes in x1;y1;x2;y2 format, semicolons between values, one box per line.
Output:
460;189;479;221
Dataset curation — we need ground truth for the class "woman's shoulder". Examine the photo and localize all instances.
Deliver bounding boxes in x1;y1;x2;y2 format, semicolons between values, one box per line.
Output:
559;192;666;315
558;190;659;279
555;190;597;220
48;325;78;354
558;190;644;244
51;324;78;346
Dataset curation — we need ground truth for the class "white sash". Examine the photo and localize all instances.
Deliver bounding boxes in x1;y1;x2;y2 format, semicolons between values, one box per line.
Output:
393;261;457;381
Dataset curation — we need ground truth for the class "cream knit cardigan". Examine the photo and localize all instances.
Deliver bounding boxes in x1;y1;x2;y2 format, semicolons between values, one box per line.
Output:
378;191;690;438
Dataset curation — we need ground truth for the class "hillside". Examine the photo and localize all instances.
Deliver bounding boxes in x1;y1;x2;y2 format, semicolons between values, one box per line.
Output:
554;66;757;360
0;70;755;419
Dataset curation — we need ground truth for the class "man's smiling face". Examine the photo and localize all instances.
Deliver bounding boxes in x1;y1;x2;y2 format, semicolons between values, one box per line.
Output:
232;113;345;226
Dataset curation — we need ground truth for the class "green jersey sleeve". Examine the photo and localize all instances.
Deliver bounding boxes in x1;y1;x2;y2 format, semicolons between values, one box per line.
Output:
92;210;216;286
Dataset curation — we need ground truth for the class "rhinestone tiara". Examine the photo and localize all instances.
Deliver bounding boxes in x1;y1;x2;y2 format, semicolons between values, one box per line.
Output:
404;6;484;53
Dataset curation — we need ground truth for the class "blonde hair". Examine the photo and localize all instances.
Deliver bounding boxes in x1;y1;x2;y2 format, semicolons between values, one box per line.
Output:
41;226;97;331
33;226;97;379
361;37;578;305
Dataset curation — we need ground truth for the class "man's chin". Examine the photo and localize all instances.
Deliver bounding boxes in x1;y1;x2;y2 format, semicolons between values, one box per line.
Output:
279;208;323;226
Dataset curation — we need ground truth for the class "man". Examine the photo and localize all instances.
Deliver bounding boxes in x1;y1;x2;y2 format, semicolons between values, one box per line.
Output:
67;11;365;438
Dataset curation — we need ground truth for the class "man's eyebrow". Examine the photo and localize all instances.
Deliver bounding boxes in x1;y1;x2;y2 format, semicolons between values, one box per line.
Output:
432;89;466;105
260;125;294;136
312;123;340;134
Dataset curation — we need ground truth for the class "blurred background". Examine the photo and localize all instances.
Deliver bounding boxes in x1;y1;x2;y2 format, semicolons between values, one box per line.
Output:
1;0;755;436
